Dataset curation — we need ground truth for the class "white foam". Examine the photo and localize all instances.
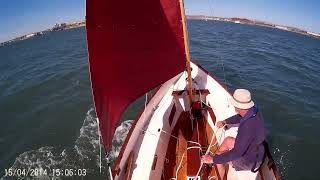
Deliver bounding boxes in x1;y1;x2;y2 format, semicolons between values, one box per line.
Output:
1;108;133;179
109;120;133;160
272;145;291;178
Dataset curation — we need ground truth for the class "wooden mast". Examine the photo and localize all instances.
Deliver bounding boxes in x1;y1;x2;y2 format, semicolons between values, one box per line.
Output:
179;0;193;105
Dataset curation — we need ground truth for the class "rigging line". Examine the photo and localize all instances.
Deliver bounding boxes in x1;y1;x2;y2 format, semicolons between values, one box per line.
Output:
152;73;186;115
195;124;226;178
146;72;186;121
161;129;179;139
143;92;148;122
206;0;229;89
141;74;183;126
197;121;200;147
206;0;215;17
172;146;203;180
96;118;102;173
96;117;108;178
173;125;226;179
138;75;186;138
140;92;171;131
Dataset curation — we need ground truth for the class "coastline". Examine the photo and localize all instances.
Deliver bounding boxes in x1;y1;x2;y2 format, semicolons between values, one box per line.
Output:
0;21;85;47
1;17;319;47
187;15;320;40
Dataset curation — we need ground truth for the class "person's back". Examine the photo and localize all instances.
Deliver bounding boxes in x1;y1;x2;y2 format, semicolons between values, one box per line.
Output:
212;106;266;171
201;88;267;179
232;110;266;170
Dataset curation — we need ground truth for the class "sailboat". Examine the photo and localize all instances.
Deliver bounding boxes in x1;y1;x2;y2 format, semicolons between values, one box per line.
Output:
86;0;281;179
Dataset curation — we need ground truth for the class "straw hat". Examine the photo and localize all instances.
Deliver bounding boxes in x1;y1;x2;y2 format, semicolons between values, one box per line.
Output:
230;89;254;109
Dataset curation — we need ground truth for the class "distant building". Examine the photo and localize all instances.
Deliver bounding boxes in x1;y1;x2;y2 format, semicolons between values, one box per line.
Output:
307;31;320;37
275;25;288;31
25;33;35;38
52;23;67;31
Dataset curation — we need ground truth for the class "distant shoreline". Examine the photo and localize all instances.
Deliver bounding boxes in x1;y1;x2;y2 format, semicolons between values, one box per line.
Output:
1;17;319;46
187;15;320;40
0;21;85;47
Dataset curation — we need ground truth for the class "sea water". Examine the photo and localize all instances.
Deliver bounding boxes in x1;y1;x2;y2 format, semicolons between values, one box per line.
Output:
0;20;319;179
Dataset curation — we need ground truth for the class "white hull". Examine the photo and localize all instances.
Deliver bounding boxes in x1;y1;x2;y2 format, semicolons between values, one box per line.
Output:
112;62;279;180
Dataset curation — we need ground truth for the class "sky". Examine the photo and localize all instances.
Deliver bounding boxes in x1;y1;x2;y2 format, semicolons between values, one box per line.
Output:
0;0;319;43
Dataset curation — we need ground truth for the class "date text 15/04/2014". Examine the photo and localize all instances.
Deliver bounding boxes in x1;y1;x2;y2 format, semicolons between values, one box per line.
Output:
5;168;87;177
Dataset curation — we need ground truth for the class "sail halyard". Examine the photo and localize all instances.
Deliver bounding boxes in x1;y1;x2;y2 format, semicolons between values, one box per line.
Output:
179;0;194;104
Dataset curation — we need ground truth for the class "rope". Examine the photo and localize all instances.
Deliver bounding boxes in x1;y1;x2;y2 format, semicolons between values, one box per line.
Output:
171;125;226;179
208;176;217;180
205;0;230;91
130;111;227;179
195;125;226;178
161;129;179;140
96;117;102;173
170;146;203;180
96;117;113;180
108;165;113;180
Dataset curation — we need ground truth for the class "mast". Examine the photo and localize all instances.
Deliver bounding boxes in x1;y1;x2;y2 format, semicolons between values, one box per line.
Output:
179;0;193;105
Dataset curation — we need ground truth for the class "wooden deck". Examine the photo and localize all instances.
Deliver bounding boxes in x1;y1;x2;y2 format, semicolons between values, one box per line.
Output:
162;110;220;180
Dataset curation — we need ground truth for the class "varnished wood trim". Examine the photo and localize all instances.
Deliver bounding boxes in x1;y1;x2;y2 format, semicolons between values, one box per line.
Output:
172;89;210;96
259;169;265;180
177;129;188;179
214;165;222;180
152;155;158;170
168;104;176;126
124;151;134;180
112;87;161;178
207;104;217;125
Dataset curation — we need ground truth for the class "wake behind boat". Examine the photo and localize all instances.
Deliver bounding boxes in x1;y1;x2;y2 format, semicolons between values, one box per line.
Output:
85;0;280;179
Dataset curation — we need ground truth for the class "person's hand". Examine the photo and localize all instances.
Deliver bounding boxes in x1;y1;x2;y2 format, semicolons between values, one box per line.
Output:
201;154;213;164
216;121;225;128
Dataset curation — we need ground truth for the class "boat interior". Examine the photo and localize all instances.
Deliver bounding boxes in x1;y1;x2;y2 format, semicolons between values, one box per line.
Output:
111;62;279;180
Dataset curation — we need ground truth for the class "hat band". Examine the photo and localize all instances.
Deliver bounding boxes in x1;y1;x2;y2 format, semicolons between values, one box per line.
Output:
233;97;252;104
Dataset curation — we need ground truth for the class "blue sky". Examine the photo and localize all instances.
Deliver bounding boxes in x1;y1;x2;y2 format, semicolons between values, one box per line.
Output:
185;0;319;33
0;0;85;43
0;0;319;42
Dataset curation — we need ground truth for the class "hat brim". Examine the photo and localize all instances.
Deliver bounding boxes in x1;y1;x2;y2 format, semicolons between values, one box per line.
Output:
230;98;254;109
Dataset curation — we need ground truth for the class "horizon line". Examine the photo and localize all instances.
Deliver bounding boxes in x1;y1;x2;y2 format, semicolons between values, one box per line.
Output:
1;15;319;44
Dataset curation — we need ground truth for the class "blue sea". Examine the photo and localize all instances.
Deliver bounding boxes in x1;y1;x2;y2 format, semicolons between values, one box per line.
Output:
0;20;319;179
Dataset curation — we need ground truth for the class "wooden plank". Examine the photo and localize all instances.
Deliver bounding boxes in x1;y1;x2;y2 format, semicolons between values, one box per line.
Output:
162;132;178;179
205;116;221;180
177;129;188;179
168;104;176;126
172;90;185;96
198;117;213;179
124;151;134;180
205;117;219;154
176;112;191;179
163;111;224;180
207;104;217;125
186;121;201;176
162;112;188;179
172;89;210;96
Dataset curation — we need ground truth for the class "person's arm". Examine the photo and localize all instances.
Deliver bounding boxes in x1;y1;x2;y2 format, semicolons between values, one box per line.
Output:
212;122;254;164
225;114;241;124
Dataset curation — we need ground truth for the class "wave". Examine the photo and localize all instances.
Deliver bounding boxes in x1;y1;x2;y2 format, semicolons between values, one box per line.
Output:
1;108;133;179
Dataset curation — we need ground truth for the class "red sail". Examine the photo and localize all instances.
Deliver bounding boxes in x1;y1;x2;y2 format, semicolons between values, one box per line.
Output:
86;0;186;151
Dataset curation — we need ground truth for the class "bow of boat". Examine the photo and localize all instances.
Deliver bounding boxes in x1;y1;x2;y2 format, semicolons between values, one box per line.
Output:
111;62;279;180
